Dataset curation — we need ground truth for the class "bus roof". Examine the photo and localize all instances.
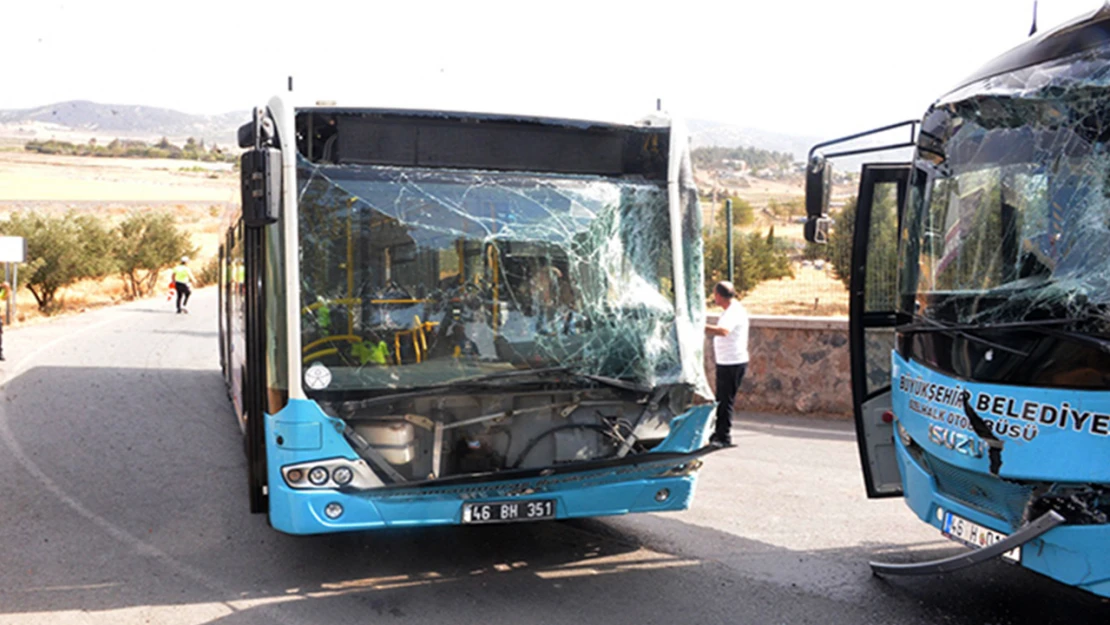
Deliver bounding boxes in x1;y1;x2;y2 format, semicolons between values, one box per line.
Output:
297;105;673;132
268;94;673;131
949;4;1110;95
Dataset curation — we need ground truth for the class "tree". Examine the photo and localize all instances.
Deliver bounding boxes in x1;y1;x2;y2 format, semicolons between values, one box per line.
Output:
692;146;794;172
0;212;115;313
113;211;197;299
703;227;794;298
712;196;755;230
828;184;899;310
829;197;857;288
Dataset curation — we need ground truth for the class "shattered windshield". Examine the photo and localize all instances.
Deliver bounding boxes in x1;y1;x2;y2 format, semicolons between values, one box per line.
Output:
901;42;1110;333
296;158;683;391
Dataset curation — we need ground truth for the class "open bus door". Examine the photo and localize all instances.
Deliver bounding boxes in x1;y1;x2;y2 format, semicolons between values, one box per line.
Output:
848;163;909;498
804;121;918;499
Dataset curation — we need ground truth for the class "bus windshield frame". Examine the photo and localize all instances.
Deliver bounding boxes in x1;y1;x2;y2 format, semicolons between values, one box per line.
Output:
292;115;695;396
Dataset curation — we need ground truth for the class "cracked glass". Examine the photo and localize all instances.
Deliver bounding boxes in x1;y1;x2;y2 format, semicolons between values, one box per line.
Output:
294;149;707;395
901;42;1110;337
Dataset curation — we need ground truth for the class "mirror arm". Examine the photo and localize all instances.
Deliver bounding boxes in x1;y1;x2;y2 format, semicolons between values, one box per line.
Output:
806;119;919;164
821;140;918;160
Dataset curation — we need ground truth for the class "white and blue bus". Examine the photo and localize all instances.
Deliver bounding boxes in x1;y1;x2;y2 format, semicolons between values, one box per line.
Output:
218;96;717;534
805;7;1110;598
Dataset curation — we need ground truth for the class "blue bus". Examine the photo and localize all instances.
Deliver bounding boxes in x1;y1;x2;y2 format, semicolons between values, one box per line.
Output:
804;7;1110;598
218;97;717;534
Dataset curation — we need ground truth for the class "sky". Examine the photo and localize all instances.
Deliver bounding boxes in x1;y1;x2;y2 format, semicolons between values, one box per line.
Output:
1;0;1105;138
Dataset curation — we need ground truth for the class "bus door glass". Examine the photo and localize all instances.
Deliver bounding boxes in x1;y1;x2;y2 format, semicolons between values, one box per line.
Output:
850;163;909;498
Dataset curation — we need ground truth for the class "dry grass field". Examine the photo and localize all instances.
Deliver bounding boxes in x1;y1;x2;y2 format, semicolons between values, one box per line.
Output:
0;150;237;324
703;173;851;317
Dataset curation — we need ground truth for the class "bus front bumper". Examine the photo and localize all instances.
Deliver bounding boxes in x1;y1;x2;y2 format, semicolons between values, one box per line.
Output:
267;472;699;534
895;437;1110;599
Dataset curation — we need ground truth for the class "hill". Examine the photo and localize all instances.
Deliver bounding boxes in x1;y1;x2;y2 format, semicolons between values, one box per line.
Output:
0;101;247;148
687;119;818;161
0;100;826;160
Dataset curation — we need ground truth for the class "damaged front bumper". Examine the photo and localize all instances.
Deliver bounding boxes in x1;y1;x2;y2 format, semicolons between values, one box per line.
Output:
893;436;1110;598
264;399;717;535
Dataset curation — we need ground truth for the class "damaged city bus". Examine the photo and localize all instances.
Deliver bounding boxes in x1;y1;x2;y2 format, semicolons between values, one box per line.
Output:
218;96;716;534
804;6;1110;597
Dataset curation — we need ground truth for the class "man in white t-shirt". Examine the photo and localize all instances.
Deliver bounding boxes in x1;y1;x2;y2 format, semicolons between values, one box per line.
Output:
704;281;749;447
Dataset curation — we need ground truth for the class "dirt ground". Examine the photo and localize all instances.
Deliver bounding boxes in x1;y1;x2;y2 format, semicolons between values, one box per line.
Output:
0;150;237;324
0;150;237;203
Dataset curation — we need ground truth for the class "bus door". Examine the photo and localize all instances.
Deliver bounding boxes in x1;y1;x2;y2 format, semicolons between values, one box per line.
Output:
849;163;909;498
239;107;281;514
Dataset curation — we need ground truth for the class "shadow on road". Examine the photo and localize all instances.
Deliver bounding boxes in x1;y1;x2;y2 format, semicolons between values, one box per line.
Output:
0;366;1107;625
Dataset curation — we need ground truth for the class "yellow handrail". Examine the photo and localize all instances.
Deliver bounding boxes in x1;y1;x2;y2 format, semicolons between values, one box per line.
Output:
416;315;428;353
392;315;438;365
302;334;362;353
303;348;339;363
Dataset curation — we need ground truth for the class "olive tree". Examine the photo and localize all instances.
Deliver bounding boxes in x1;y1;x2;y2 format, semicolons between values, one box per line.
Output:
113;211;197;299
0;211;116;313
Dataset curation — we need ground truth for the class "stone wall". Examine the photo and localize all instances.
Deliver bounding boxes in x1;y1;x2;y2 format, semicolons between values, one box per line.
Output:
704;314;852;417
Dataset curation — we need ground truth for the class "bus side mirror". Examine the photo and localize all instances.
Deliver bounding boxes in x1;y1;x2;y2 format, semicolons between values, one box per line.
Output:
238;107;275;149
237;122;256;149
241;148;281;228
804;155;832;244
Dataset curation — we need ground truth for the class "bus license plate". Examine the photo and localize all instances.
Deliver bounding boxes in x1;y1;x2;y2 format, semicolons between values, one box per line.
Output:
942;511;1020;563
462;499;556;524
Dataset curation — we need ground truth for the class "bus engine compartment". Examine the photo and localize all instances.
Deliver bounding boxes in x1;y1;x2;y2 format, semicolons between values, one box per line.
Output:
305;384;688;486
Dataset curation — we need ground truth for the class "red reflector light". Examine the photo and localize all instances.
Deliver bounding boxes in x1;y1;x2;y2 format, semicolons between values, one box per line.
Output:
881;410;894;423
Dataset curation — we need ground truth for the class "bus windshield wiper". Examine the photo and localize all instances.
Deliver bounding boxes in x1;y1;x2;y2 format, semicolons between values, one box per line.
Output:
897;315;1029;357
439;366;573;386
896;317;1079;334
996;318;1110;354
441;367;651;393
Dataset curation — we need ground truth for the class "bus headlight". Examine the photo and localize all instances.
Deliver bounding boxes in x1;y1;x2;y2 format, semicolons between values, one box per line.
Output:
308;466;330;486
896;421;913;447
332;466;354;486
281;458;382;490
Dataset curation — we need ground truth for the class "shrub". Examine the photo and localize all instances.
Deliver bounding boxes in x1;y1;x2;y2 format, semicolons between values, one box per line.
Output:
703;226;795;298
710;196;755;230
198;255;220;287
113;211;198;299
0;212;116;313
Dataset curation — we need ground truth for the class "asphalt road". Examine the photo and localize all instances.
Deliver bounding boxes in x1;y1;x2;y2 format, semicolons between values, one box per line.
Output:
0;289;1106;624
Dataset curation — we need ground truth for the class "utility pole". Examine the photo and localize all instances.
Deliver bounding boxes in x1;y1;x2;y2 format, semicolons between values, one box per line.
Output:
725;198;734;283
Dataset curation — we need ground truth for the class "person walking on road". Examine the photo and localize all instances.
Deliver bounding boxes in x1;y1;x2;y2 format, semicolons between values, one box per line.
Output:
704;280;749;447
172;257;196;314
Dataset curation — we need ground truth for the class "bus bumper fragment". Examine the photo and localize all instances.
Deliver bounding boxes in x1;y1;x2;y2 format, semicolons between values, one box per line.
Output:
869;509;1065;576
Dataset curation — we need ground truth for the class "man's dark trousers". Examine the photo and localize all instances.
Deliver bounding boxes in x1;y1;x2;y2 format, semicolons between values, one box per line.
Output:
175;281;192;313
714;363;747;442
